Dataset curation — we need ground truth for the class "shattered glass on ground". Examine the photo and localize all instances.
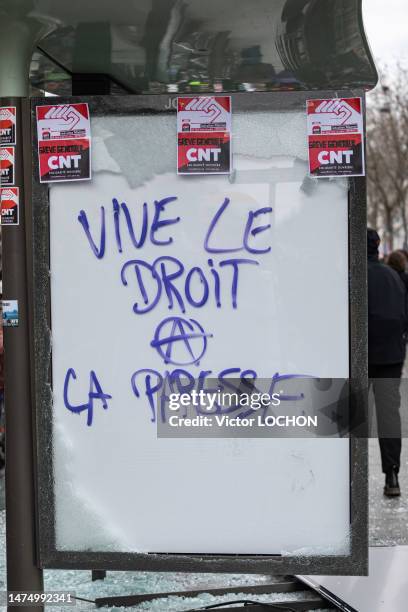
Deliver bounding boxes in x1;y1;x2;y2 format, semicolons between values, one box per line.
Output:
0;437;406;610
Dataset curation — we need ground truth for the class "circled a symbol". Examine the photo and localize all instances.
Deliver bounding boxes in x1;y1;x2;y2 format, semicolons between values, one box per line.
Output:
151;316;212;366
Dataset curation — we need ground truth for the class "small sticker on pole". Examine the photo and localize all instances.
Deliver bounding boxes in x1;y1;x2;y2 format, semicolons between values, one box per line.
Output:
0;187;19;225
177;96;232;174
2;300;19;327
0;147;15;186
0;107;17;145
36;103;92;183
307;98;365;178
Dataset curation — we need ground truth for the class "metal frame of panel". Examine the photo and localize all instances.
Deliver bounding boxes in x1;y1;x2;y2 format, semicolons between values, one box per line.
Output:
29;91;368;574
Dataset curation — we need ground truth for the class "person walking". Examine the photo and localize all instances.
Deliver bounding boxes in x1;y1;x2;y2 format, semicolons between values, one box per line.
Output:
387;250;408;293
367;229;408;496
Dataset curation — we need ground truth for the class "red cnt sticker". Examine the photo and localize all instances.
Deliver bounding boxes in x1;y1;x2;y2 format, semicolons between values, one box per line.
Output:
0;107;17;145
307;98;365;178
177;96;232;175
0;147;15;186
1;186;19;225
36;103;92;183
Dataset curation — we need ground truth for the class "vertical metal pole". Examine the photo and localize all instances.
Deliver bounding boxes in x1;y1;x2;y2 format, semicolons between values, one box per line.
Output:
0;7;51;606
2;97;44;610
0;10;50;98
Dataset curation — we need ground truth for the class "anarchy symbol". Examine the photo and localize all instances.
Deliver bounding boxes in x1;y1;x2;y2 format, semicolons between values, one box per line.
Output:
151;316;213;366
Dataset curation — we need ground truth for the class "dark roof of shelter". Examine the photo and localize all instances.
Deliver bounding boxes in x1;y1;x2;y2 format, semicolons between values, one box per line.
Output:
2;0;378;95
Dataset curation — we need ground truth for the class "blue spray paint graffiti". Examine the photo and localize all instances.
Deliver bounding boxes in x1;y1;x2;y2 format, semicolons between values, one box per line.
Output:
65;194;313;427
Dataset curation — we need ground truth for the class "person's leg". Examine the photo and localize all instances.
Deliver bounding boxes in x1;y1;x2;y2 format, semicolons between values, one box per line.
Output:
367;364;377;438
371;363;402;484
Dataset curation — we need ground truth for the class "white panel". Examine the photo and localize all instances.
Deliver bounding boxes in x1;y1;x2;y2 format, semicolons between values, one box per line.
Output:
49;112;350;554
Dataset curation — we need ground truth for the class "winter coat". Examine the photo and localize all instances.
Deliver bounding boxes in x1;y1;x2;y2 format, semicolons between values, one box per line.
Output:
368;255;408;365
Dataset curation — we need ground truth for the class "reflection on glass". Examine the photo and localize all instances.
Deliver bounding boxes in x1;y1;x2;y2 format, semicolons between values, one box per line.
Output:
28;0;376;96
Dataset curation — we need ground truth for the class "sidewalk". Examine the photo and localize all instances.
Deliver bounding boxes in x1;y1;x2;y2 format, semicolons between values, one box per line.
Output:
369;438;408;545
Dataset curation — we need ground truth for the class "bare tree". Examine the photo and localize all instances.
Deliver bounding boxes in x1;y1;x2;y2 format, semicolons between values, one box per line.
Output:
367;64;408;253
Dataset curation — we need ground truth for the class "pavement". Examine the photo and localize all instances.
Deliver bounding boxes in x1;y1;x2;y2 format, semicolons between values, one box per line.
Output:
369;437;408;546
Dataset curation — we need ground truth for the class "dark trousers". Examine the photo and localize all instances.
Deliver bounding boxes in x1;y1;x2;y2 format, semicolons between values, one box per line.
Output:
369;363;403;473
